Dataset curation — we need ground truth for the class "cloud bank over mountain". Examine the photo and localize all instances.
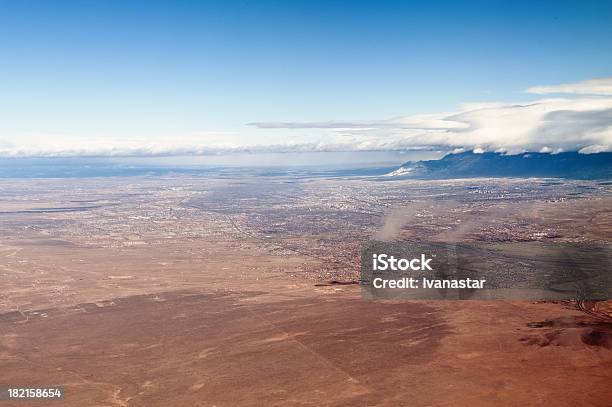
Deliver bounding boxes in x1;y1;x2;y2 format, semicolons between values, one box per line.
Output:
1;77;612;157
250;77;612;155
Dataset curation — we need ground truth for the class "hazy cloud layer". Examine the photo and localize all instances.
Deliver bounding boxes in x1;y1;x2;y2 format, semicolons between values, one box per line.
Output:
0;132;329;157
1;77;612;157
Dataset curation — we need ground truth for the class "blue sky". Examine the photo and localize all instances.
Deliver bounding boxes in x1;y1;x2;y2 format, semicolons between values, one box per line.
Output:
1;0;612;157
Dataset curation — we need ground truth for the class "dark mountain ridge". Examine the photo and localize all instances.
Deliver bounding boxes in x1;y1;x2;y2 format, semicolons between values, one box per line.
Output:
393;151;612;179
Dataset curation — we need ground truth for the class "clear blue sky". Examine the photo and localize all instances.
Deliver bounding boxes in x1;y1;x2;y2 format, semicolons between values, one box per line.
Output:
1;0;611;156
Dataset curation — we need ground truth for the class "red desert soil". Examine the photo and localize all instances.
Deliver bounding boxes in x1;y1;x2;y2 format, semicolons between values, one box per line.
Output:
1;233;611;406
2;282;611;405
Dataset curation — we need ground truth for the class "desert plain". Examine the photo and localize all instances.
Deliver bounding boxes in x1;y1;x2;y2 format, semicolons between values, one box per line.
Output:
1;174;611;406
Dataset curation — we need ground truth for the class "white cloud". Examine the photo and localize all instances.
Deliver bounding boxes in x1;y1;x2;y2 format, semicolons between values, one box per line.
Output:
248;83;612;155
2;77;612;157
526;77;612;95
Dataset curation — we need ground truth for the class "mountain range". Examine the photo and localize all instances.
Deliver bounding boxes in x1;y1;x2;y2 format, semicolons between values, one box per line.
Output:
389;151;612;180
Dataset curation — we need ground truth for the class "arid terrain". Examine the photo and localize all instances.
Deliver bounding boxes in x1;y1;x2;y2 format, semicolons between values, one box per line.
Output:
1;174;611;406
